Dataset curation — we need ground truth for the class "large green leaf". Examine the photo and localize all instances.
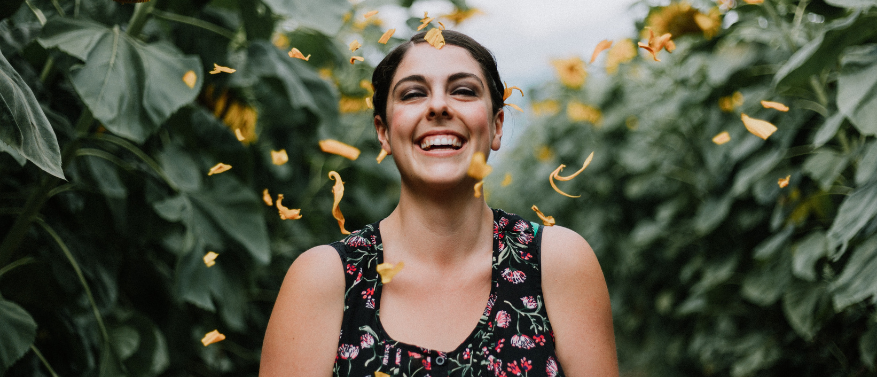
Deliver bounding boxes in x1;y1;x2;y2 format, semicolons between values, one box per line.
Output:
802;149;849;190
826;182;877;255
837;44;877;136
856;140;877;185
0;298;37;374
39;18;203;143
831;234;877;310
261;0;350;36
825;0;877;8
782;281;830;341
774;12;877;89
792;231;828;282
0;49;64;179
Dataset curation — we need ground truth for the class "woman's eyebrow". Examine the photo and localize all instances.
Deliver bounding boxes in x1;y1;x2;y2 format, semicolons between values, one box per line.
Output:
448;72;484;88
392;75;427;93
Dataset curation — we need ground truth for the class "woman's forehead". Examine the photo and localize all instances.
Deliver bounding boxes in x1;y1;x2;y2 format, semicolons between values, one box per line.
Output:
391;44;485;85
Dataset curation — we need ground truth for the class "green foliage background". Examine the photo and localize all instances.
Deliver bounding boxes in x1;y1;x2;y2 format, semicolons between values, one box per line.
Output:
0;0;876;376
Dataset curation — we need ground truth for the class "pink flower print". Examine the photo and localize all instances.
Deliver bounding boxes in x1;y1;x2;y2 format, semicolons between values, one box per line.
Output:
533;335;546;346
510;334;535;349
382;345;391;365
353;271;363;285
496;310;512;328
498;241;506;252
484;293;497;316
422;356;432;370
507;360;522;376
495;338;505;353
338;344;359;359
494;221;504;239
502;268;527;284
513;220;530;232
346;264;356;274
408;351;423;359
520;358;533;372
519;251;532;260
362;288;375;299
521;296;538;309
517;231;533;244
499;217;509;228
346;234;371;247
463;348;471;360
360;333;375;349
396;348;401;365
546;357;559;377
371;235;377;244
366;297;375;309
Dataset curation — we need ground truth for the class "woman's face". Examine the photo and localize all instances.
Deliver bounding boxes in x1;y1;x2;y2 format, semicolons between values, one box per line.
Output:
375;43;503;191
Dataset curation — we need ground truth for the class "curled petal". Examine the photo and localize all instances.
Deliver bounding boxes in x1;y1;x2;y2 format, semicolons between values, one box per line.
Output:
183;70;197;89
761;100;789;112
467;152;492;180
209;63;236;74
418;12;433;30
531;205;555;226
208;163;231;176
329;171;350;234
262;188;273;206
590;39;612;64
349;40;362;52
350;56;365;64
276;194;302;220
638;28;673;62
778;175;790;188
474;181;484;198
505;103;524;113
503;82;523;101
549;166;579;198
201;330;226;346
235;128;245;141
365;97;374;109
288;48;311;61
376;149;388;164
712;131;731;145
203;251;218;267
376;261;404;284
271;149;289;165
438;21;445;30
320;140;361;160
364;10;379;18
741;113;777;140
554;152;593;181
378;28;395;44
424;27;445;49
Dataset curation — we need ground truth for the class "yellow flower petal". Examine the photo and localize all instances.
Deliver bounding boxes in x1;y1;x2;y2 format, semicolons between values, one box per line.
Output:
712;131;731;145
319;140;361;160
376;261;404;284
262;188;273;206
364;10;379;19
329;171;350;235
554;152;594;182
203;251;218;267
467;152;492;180
638;27;674;62
590;39;613;64
271;149;289;165
207;163;231;176
424;27;445;50
235;128;245;141
501;173;512;187
531;205;555;226
183;70;197;89
376;149;388;164
288;47;311;61
209;63;236;74
744;0;763;4
761;100;789;112
778;175;791;188
378;28;395;44
349;40;362;52
550;57;587;89
350;56;365;64
375;372;391;377
474;181;484;198
549;153;593;198
276;194;302;220
505;103;524;113
442;8;482;25
365;97;374;109
201;330;225;346
741;113;777;140
502;82;523;101
418;11;434;30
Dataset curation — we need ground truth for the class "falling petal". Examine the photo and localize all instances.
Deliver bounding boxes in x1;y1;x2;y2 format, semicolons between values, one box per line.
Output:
531;205;555;226
365;97;374;109
442;7;482;25
320;140;361;160
271;149;289;165
376;149;388;163
329;171;350;235
555;152;594;181
424;27;445;49
209;63;236;74
201;330;226;346
712;131;731;145
375;372;391;377
276;194;302;220
183;70;197;89
467;152;492;180
418;12;434;30
741;113;777;140
761;100;789;112
550;166;580;198
506;103;524;113
288;48;311;61
590;40;613;64
349;40;362;52
474;181;484;198
262;188;273;206
376;261;404;284
778;175;791;188
350;56;365;64
438;21;445;30
235;128;245;141
501;173;512;187
503;82;523;101
207;163;231;176
203;251;218;267
378;28;395;44
638;28;674;62
364;10;379;18
744;0;763;3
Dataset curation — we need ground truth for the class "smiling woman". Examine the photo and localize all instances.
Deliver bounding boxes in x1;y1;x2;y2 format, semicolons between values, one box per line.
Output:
260;31;618;377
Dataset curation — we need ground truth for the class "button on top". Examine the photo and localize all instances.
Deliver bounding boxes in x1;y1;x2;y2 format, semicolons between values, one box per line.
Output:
435;356;446;365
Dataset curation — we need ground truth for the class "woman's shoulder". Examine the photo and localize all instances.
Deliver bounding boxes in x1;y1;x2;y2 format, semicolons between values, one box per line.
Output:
539;225;597;271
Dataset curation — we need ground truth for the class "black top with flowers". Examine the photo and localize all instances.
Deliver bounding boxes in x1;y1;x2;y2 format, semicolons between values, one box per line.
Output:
329;208;565;377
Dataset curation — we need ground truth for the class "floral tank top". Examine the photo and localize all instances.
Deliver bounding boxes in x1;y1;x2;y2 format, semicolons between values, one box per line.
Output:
329;208;566;377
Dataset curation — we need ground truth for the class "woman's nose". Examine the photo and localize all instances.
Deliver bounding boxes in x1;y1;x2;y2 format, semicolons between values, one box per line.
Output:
426;93;451;120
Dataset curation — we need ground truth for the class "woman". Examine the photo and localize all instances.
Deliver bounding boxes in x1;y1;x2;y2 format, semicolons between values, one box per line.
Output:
261;30;618;376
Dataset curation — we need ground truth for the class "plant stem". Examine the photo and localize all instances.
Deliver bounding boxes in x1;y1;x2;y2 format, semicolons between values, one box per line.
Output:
126;0;157;38
31;344;60;377
150;9;237;40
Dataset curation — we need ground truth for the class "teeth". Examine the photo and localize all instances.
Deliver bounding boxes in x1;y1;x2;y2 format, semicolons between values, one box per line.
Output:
420;135;462;150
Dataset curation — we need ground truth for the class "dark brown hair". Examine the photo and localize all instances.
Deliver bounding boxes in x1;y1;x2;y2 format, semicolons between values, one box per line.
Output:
371;30;504;126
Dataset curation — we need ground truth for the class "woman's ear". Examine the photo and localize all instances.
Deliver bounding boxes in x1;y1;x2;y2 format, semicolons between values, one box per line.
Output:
375;116;392;155
491;109;504;151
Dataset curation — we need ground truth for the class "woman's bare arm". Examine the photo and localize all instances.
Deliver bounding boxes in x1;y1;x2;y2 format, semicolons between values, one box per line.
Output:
260;245;345;376
541;226;619;376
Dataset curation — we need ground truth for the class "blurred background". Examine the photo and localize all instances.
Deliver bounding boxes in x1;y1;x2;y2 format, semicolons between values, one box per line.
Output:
1;0;876;376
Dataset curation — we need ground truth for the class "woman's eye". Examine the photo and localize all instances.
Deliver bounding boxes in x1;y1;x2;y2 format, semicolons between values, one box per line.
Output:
401;90;425;100
453;87;477;96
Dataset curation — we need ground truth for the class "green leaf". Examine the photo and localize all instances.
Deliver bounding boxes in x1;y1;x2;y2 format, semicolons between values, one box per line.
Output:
856;140;877;185
825;0;877;8
774;12;877;89
0;49;64;179
110;326;140;361
732;149;784;196
802;149;849;190
754;227;795;260
791;231;827;282
261;0;350;36
39;18;203;143
156;144;201;192
782;281;830;341
0;136;25;166
0;298;37;374
837;44;877;136
0;0;26;21
742;250;793;306
861;322;877;370
693;193;733;235
831;234;877;310
826;182;877;255
812;113;844;148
